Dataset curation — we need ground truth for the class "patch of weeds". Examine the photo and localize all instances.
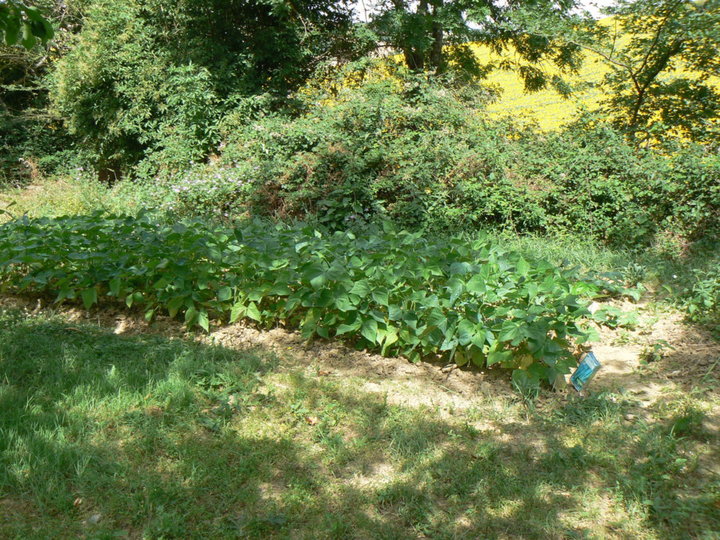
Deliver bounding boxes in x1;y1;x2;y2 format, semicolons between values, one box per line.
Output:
622;262;649;285
592;305;639;330
639;340;675;365
553;392;630;426
612;329;637;346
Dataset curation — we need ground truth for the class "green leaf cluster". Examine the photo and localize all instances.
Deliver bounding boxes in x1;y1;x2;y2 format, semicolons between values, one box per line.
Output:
214;77;719;246
0;213;616;388
48;0;357;176
0;1;53;48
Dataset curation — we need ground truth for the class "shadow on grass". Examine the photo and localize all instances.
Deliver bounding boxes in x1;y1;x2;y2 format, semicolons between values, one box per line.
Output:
1;309;718;538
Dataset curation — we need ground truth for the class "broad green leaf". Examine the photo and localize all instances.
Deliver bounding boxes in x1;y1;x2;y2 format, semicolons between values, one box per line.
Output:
446;278;464;304
315;289;334;308
81;288;97;310
246;302;262;322
109;278;122;297
426;308;447;333
361;319;378;344
384;325;399;347
388;304;402;321
310;272;327;289
185;305;199;324
230;302;245;323
499;322;521;343
466;275;486;294
198;310;210;332
350;280;371;297
450;262;472;275
456;319;475;346
217;286;232;302
167;296;185;318
440;335;458;352
455;349;469;366
269;283;292;296
247;288;264;302
336;319;361;335
516;257;530;277
21;23;36;49
371;289;389;306
335;295;353;312
487;349;513;366
316;325;330;339
469;346;485;366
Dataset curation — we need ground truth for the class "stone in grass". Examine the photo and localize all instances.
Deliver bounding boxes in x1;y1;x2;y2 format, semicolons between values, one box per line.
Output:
84;513;102;525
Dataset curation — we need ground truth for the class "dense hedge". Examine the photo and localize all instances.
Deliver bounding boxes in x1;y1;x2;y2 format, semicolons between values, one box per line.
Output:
150;78;719;248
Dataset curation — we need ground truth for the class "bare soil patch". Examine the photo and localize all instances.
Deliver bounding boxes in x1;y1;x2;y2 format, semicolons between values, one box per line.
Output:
2;295;717;412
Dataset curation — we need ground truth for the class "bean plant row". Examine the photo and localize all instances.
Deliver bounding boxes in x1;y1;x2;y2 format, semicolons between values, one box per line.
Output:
0;213;622;389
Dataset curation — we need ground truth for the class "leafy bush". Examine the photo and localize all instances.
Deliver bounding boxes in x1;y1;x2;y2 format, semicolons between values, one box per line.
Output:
219;75;542;231
0;213;620;389
49;0;358;178
649;144;720;241
151;165;254;219
212;78;719;247
684;267;720;332
51;3;222;178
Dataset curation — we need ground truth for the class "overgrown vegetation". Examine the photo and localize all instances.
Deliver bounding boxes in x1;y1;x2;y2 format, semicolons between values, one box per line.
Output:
0;0;717;346
0;4;718;367
0;213;639;388
208;77;719;245
1;1;719;535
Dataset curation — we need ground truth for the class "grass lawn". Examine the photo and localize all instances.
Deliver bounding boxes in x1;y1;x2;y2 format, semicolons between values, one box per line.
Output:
1;306;718;539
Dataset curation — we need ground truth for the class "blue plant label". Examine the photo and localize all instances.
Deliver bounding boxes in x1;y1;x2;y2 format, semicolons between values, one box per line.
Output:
571;352;601;392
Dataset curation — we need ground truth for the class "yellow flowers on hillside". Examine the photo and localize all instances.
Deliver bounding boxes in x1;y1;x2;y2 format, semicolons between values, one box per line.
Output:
307;17;719;133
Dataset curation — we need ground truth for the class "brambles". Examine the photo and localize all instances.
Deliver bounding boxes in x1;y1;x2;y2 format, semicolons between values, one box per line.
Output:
213;79;719;246
0;213;623;389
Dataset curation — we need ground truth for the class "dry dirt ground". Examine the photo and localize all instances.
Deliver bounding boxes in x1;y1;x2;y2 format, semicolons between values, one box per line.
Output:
3;295;718;416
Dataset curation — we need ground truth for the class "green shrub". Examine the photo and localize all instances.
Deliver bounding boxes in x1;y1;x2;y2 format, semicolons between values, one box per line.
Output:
153;165;254;219
511;120;658;246
219;74;530;231
0;213;626;389
214;77;718;247
518;118;720;246
50;2;222;177
49;0;357;178
650;144;720;241
683;258;720;332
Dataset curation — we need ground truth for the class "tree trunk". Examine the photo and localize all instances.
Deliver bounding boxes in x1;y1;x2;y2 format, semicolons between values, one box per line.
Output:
430;13;445;73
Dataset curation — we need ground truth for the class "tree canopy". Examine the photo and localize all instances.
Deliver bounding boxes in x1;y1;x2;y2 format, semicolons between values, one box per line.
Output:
369;0;586;89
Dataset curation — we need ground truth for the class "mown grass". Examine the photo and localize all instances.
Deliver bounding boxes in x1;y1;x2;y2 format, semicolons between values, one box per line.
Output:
1;307;718;538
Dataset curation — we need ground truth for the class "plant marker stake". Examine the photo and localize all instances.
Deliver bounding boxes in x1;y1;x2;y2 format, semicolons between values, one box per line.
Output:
571;352;601;392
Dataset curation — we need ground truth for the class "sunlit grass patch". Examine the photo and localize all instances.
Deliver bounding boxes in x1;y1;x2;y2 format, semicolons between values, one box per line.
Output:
1;308;718;538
